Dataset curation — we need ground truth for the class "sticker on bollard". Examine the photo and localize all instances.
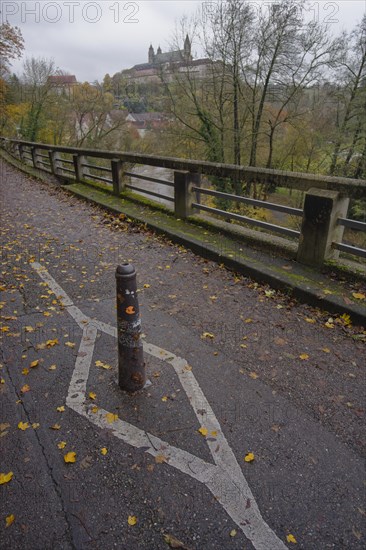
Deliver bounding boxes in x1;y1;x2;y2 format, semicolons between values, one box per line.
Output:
115;263;146;392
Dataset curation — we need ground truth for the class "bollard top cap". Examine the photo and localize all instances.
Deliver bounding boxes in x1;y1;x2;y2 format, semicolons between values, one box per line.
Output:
116;263;135;277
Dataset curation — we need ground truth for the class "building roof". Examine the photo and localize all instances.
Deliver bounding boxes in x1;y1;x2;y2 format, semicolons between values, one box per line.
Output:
127;112;166;123
131;63;154;71
48;75;77;85
155;50;184;64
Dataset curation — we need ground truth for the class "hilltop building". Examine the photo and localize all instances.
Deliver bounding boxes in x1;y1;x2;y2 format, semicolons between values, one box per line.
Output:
47;74;77;96
120;36;212;84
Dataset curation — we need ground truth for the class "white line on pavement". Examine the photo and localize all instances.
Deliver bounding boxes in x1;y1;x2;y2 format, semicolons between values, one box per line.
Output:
31;262;288;550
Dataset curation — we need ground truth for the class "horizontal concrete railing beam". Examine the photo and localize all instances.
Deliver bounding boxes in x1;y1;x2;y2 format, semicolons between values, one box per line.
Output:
1;137;365;198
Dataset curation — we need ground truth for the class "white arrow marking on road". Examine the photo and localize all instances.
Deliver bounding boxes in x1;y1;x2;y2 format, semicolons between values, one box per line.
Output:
32;262;288;550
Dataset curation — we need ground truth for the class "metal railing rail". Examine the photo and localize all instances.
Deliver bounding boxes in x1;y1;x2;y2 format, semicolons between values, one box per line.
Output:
337;218;366;231
332;242;366;258
124;172;174;188
192;203;301;239
125;184;174;202
193;187;303;216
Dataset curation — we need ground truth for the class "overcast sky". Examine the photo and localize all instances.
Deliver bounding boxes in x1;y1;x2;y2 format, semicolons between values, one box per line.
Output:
2;0;365;82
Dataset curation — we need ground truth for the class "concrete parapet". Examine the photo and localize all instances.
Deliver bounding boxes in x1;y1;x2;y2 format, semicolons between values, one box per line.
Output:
297;188;349;266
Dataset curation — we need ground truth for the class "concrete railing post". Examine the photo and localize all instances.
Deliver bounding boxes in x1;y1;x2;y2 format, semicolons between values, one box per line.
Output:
174;171;201;218
31;146;41;169
18;144;26;163
115;263;145;392
48;150;62;176
297;188;350;266
73;154;89;182
111;159;124;195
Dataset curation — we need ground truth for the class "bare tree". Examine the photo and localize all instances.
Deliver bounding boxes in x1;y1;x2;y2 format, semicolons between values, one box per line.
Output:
329;14;366;178
204;0;254;168
21;57;56;141
69;82;127;148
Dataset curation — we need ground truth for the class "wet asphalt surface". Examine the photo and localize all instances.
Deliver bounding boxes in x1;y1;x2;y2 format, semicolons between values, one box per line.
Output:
0;159;365;550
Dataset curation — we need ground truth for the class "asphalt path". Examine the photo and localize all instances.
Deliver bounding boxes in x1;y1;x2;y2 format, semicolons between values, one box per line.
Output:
0;160;365;549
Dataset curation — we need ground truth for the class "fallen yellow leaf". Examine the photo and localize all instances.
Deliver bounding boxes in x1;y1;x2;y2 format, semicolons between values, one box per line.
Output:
24;326;34;332
65;342;75;348
299;354;309;360
64;452;76;463
198;427;208;436
20;384;30;394
101;447;108;455
322;347;330;353
95;360;112;370
128;515;137;526
57;441;67;449
89;392;97;400
0;472;13;485
46;339;59;347
230;529;237;537
17;421;29;431
32;423;40;429
161;396;168;402
91;406;99;413
143;284;150;288
249;372;258;379
5;514;15;528
352;293;365;300
155;454;167;464
340;313;352;326
105;413;118;424
286;533;297;544
56;406;65;412
49;365;57;371
201;332;214;339
304;318;316;324
30;360;39;368
244;452;255;463
22;368;29;375
50;424;61;430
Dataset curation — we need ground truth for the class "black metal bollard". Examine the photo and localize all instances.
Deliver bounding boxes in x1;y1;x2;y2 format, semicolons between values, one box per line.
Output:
115;263;145;392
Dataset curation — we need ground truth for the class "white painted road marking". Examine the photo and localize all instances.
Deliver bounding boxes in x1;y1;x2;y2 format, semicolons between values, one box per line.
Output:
31;262;288;550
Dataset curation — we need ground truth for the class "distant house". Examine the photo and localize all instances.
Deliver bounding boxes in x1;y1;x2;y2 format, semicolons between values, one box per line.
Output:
126;112;169;137
47;75;77;97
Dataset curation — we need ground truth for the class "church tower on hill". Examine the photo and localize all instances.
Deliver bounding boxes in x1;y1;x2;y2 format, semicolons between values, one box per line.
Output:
148;44;155;64
147;35;193;65
184;34;192;61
